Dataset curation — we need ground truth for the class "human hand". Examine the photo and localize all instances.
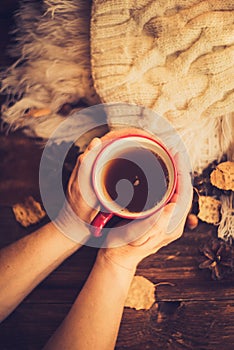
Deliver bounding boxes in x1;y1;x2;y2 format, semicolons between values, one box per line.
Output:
54;137;102;243
97;197;184;272
53;128;157;244
101;126;154;143
67;137;102;224
98;154;193;271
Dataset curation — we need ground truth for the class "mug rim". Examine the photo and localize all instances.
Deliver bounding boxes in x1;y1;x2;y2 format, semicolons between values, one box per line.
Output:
92;134;177;219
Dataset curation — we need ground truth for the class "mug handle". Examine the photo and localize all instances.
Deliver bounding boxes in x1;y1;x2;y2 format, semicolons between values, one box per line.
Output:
91;211;114;237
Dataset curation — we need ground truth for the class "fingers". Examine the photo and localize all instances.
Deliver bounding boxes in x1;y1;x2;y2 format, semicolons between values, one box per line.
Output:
127;202;176;247
101;128;153;143
155;202;177;229
169;153;193;231
143;212;186;255
129;234;151;247
68;138;102;210
169;192;179;203
174;152;191;176
125;211;161;244
160;215;186;247
74;138;102;179
127;151;191;248
69;138;102;190
86;137;102;152
79;138;103;204
77;137;102;167
174;153;193;201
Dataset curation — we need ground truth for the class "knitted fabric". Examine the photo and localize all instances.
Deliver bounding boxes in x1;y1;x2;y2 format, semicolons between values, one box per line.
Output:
91;0;234;172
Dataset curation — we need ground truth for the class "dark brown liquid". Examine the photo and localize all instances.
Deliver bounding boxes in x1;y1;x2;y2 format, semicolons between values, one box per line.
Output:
102;148;169;213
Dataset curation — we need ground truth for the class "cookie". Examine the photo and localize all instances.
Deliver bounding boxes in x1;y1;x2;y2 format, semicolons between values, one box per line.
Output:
12;196;46;227
198;196;221;224
210;161;234;191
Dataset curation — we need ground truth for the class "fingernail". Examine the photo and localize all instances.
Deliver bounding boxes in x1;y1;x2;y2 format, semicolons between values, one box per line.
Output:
89;138;101;150
92;137;102;146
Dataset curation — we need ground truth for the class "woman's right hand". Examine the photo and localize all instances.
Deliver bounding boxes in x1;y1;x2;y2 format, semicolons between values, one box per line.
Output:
98;153;193;271
98;193;186;272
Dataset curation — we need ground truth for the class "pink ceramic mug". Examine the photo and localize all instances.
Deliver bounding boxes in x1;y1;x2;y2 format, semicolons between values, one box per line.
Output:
91;135;177;237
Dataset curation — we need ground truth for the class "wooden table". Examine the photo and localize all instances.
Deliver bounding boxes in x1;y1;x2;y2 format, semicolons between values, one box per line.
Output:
0;2;234;349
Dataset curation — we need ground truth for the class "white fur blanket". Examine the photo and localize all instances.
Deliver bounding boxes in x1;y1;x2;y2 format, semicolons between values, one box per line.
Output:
1;0;100;139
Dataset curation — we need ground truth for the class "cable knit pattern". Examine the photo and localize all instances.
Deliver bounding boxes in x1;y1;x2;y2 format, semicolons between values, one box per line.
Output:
91;0;234;171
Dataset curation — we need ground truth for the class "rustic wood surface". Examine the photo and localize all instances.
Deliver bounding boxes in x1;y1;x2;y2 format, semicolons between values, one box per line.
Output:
0;2;234;349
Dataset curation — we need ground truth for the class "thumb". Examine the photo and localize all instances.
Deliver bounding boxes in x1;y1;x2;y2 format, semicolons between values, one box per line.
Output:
155;202;177;231
77;138;102;174
76;138;102;209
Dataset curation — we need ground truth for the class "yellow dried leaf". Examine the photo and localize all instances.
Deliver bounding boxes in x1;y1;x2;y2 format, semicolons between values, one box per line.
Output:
124;275;155;310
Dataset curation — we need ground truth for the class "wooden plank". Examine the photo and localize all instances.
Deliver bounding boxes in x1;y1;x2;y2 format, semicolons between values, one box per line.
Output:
0;301;233;350
137;227;234;302
25;232;234;303
0;131;43;206
117;300;234;350
0;303;70;350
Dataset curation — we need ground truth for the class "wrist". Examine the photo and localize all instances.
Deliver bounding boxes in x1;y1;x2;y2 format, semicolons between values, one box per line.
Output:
47;222;82;252
97;248;137;275
95;250;136;298
53;200;91;244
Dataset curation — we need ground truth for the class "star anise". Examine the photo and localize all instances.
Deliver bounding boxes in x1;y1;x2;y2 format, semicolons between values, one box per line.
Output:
199;238;233;280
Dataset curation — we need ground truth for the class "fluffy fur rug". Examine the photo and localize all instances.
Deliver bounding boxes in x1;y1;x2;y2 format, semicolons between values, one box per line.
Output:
1;0;100;139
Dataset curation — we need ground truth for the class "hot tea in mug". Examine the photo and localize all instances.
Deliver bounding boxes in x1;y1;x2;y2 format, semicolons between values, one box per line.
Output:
102;148;169;213
91;135;177;237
